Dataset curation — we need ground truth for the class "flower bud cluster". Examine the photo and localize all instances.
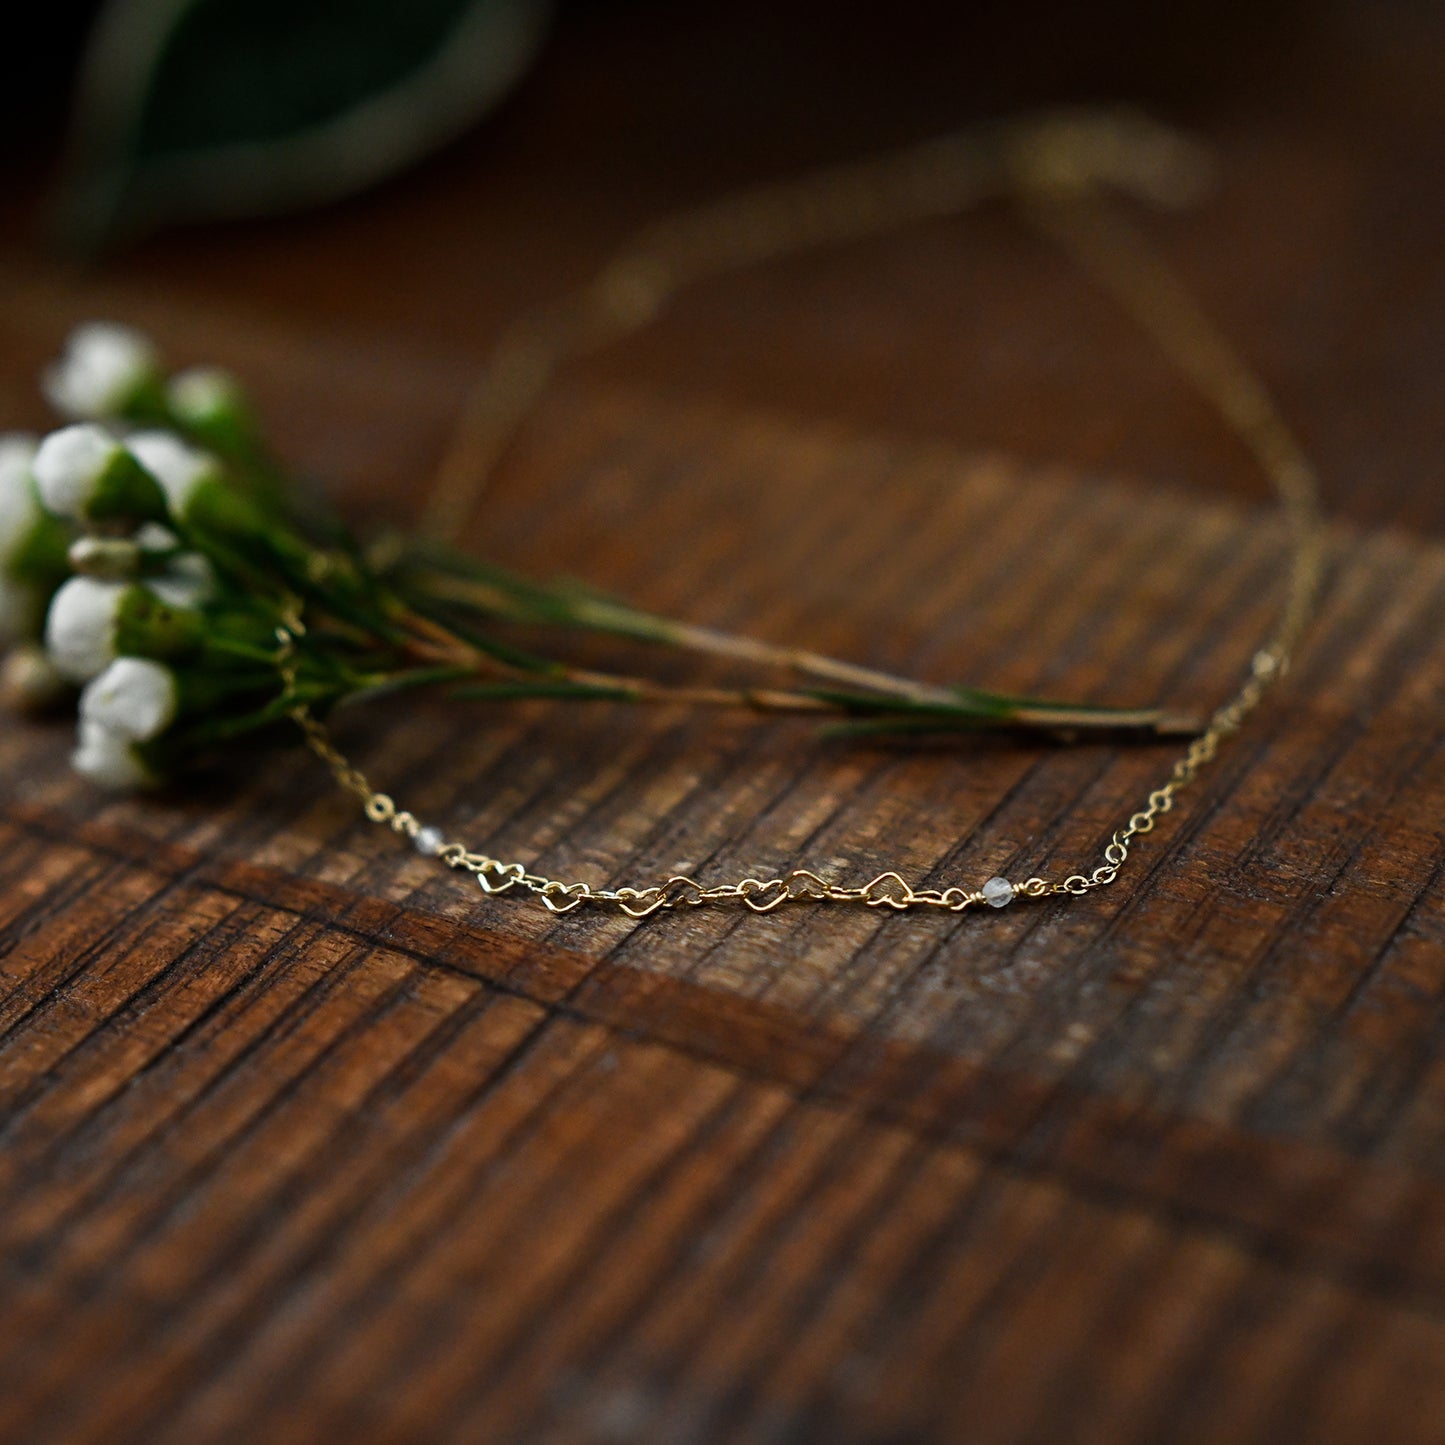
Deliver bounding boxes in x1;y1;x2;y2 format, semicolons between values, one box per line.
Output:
1;321;328;788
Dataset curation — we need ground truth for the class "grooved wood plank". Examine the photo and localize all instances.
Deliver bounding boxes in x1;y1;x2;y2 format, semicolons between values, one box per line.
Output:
0;376;1442;1442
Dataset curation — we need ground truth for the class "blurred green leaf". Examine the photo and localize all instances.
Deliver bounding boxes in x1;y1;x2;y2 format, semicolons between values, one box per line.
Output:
58;0;552;248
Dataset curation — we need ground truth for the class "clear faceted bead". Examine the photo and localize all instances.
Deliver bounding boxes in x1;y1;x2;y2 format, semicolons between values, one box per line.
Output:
981;876;1014;908
414;825;446;856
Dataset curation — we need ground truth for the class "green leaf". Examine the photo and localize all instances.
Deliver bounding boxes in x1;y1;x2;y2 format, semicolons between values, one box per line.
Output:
344;664;476;703
801;687;1164;729
57;0;552;248
390;586;564;675
448;678;640;704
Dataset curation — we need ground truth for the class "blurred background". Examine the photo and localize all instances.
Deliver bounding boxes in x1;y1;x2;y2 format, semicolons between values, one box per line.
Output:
3;0;1444;541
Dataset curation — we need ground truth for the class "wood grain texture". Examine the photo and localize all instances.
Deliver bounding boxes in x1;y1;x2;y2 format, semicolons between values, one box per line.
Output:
1;384;1442;1443
3;4;1445;1442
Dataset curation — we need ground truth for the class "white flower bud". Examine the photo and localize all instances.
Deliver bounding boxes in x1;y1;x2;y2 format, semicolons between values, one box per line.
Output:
0;435;40;569
43;322;158;421
69;535;142;579
167;367;240;422
134;522;180;552
126;430;217;516
0;575;41;647
44;575;126;681
147;551;216;608
33;424;169;526
45;574;204;682
80;656;178;741
71;718;156;790
32;424;123;520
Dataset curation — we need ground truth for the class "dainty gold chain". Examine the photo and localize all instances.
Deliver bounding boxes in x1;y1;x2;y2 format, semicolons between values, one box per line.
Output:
281;110;1327;918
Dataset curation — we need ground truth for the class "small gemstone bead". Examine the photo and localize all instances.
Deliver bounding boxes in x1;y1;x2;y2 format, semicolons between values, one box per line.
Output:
414;825;446;857
981;876;1014;908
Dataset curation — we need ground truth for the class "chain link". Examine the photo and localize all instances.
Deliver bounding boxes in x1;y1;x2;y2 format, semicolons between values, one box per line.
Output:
281;111;1327;917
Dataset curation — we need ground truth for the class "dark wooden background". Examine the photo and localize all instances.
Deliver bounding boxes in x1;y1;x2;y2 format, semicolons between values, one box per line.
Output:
2;3;1444;1441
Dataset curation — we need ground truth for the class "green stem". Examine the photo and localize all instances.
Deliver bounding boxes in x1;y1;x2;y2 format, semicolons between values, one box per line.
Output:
389;606;1193;737
394;564;1199;736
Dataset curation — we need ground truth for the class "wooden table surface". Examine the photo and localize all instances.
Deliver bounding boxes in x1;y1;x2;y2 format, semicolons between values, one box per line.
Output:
2;4;1444;1442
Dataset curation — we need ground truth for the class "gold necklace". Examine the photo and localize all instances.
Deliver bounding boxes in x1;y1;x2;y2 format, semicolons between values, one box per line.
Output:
280;110;1327;918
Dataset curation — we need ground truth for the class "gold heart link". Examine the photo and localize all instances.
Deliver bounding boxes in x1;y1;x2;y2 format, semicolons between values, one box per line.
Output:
476;861;525;895
785;869;831;899
540;881;591;913
862;871;914;909
616;887;666;918
740;877;789;912
660;876;706;908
